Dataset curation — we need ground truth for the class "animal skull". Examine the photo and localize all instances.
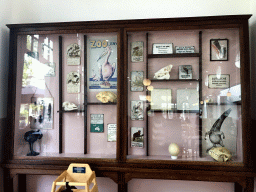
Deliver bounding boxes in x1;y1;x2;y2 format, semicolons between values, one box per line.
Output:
96;91;117;103
153;64;173;79
62;101;78;111
208;147;232;162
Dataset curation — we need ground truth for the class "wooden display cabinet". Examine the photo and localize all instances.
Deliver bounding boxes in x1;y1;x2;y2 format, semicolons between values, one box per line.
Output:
3;15;255;192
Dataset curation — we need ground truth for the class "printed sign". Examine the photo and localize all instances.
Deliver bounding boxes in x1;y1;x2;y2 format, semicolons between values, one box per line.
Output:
153;43;173;54
208;74;230;89
73;167;86;173
90;114;104;132
107;124;117;142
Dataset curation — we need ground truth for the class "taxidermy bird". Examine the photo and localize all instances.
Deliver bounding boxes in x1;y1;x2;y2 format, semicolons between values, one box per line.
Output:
24;130;43;156
204;108;232;152
61;182;77;192
93;46;116;87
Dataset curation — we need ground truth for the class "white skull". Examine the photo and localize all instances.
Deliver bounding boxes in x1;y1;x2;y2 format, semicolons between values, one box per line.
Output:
62;101;78;111
153;64;172;79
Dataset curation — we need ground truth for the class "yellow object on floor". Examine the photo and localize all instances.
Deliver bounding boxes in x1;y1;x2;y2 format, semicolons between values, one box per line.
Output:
51;163;98;192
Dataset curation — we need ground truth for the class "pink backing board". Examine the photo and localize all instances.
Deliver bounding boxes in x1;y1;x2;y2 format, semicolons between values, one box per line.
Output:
127;29;242;161
14;29;242;162
14;33;117;158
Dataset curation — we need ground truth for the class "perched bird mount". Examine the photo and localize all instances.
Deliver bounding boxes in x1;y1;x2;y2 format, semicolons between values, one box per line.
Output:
204;108;232;152
24;129;43;156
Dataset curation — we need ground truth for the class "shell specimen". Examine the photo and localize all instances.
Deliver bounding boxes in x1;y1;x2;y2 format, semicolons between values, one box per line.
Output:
96;91;117;103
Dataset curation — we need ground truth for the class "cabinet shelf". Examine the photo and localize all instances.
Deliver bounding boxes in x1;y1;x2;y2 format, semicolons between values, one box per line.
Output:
205;102;241;105
148;53;201;58
86;102;117;105
151;79;201;82
149;109;199;113
58;110;85;113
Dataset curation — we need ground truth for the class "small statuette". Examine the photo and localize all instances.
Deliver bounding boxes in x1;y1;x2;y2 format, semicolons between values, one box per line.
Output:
208;147;232;162
96;91;117;103
153;64;173;79
62;101;78;111
168;143;180;159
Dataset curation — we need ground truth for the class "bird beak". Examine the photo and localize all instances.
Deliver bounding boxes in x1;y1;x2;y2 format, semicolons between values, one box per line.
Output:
97;50;108;62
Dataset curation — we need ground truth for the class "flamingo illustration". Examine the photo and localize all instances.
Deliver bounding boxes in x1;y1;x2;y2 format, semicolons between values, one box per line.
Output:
92;46;116;87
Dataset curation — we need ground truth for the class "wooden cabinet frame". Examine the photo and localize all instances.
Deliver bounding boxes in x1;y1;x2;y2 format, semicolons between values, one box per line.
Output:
2;15;255;192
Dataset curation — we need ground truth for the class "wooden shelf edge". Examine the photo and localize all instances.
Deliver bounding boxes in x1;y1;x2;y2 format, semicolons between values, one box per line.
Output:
148;53;201;58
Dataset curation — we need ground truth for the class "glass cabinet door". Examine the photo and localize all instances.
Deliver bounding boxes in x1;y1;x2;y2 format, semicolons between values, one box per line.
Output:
126;28;242;163
14;32;118;159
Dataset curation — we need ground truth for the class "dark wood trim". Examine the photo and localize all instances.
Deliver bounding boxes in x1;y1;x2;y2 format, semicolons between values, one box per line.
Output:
5;28;18;161
84;35;88;155
199;31;203;157
116;28;127;163
146;32;149;156
58;36;63;154
148;53;200;58
234;182;243;192
4;15;254;192
239;21;253;169
6;15;252;31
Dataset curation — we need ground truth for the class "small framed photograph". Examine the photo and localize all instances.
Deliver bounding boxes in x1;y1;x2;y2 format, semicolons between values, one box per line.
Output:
131;71;144;92
67;72;80;93
131;101;144;120
90;114;104;132
67;43;81;65
208;74;230;89
210;39;228;61
131;41;144;62
179;65;192;79
131;127;144;148
107;124;116;142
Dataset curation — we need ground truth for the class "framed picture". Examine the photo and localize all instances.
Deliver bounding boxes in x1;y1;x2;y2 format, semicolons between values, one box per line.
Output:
88;36;117;90
210;39;228;61
202;105;238;157
90;114;104;132
67;71;80;93
131;41;144;62
29;97;54;129
151;89;172;110
67;43;81;65
179;65;192;79
131;101;144;120
131;127;144;148
176;89;199;111
208;74;230;89
107;124;116;142
131;71;144;92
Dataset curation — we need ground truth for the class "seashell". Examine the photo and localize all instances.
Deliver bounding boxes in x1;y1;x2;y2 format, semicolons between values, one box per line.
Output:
153;64;173;79
62;101;78;111
96;91;117;103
